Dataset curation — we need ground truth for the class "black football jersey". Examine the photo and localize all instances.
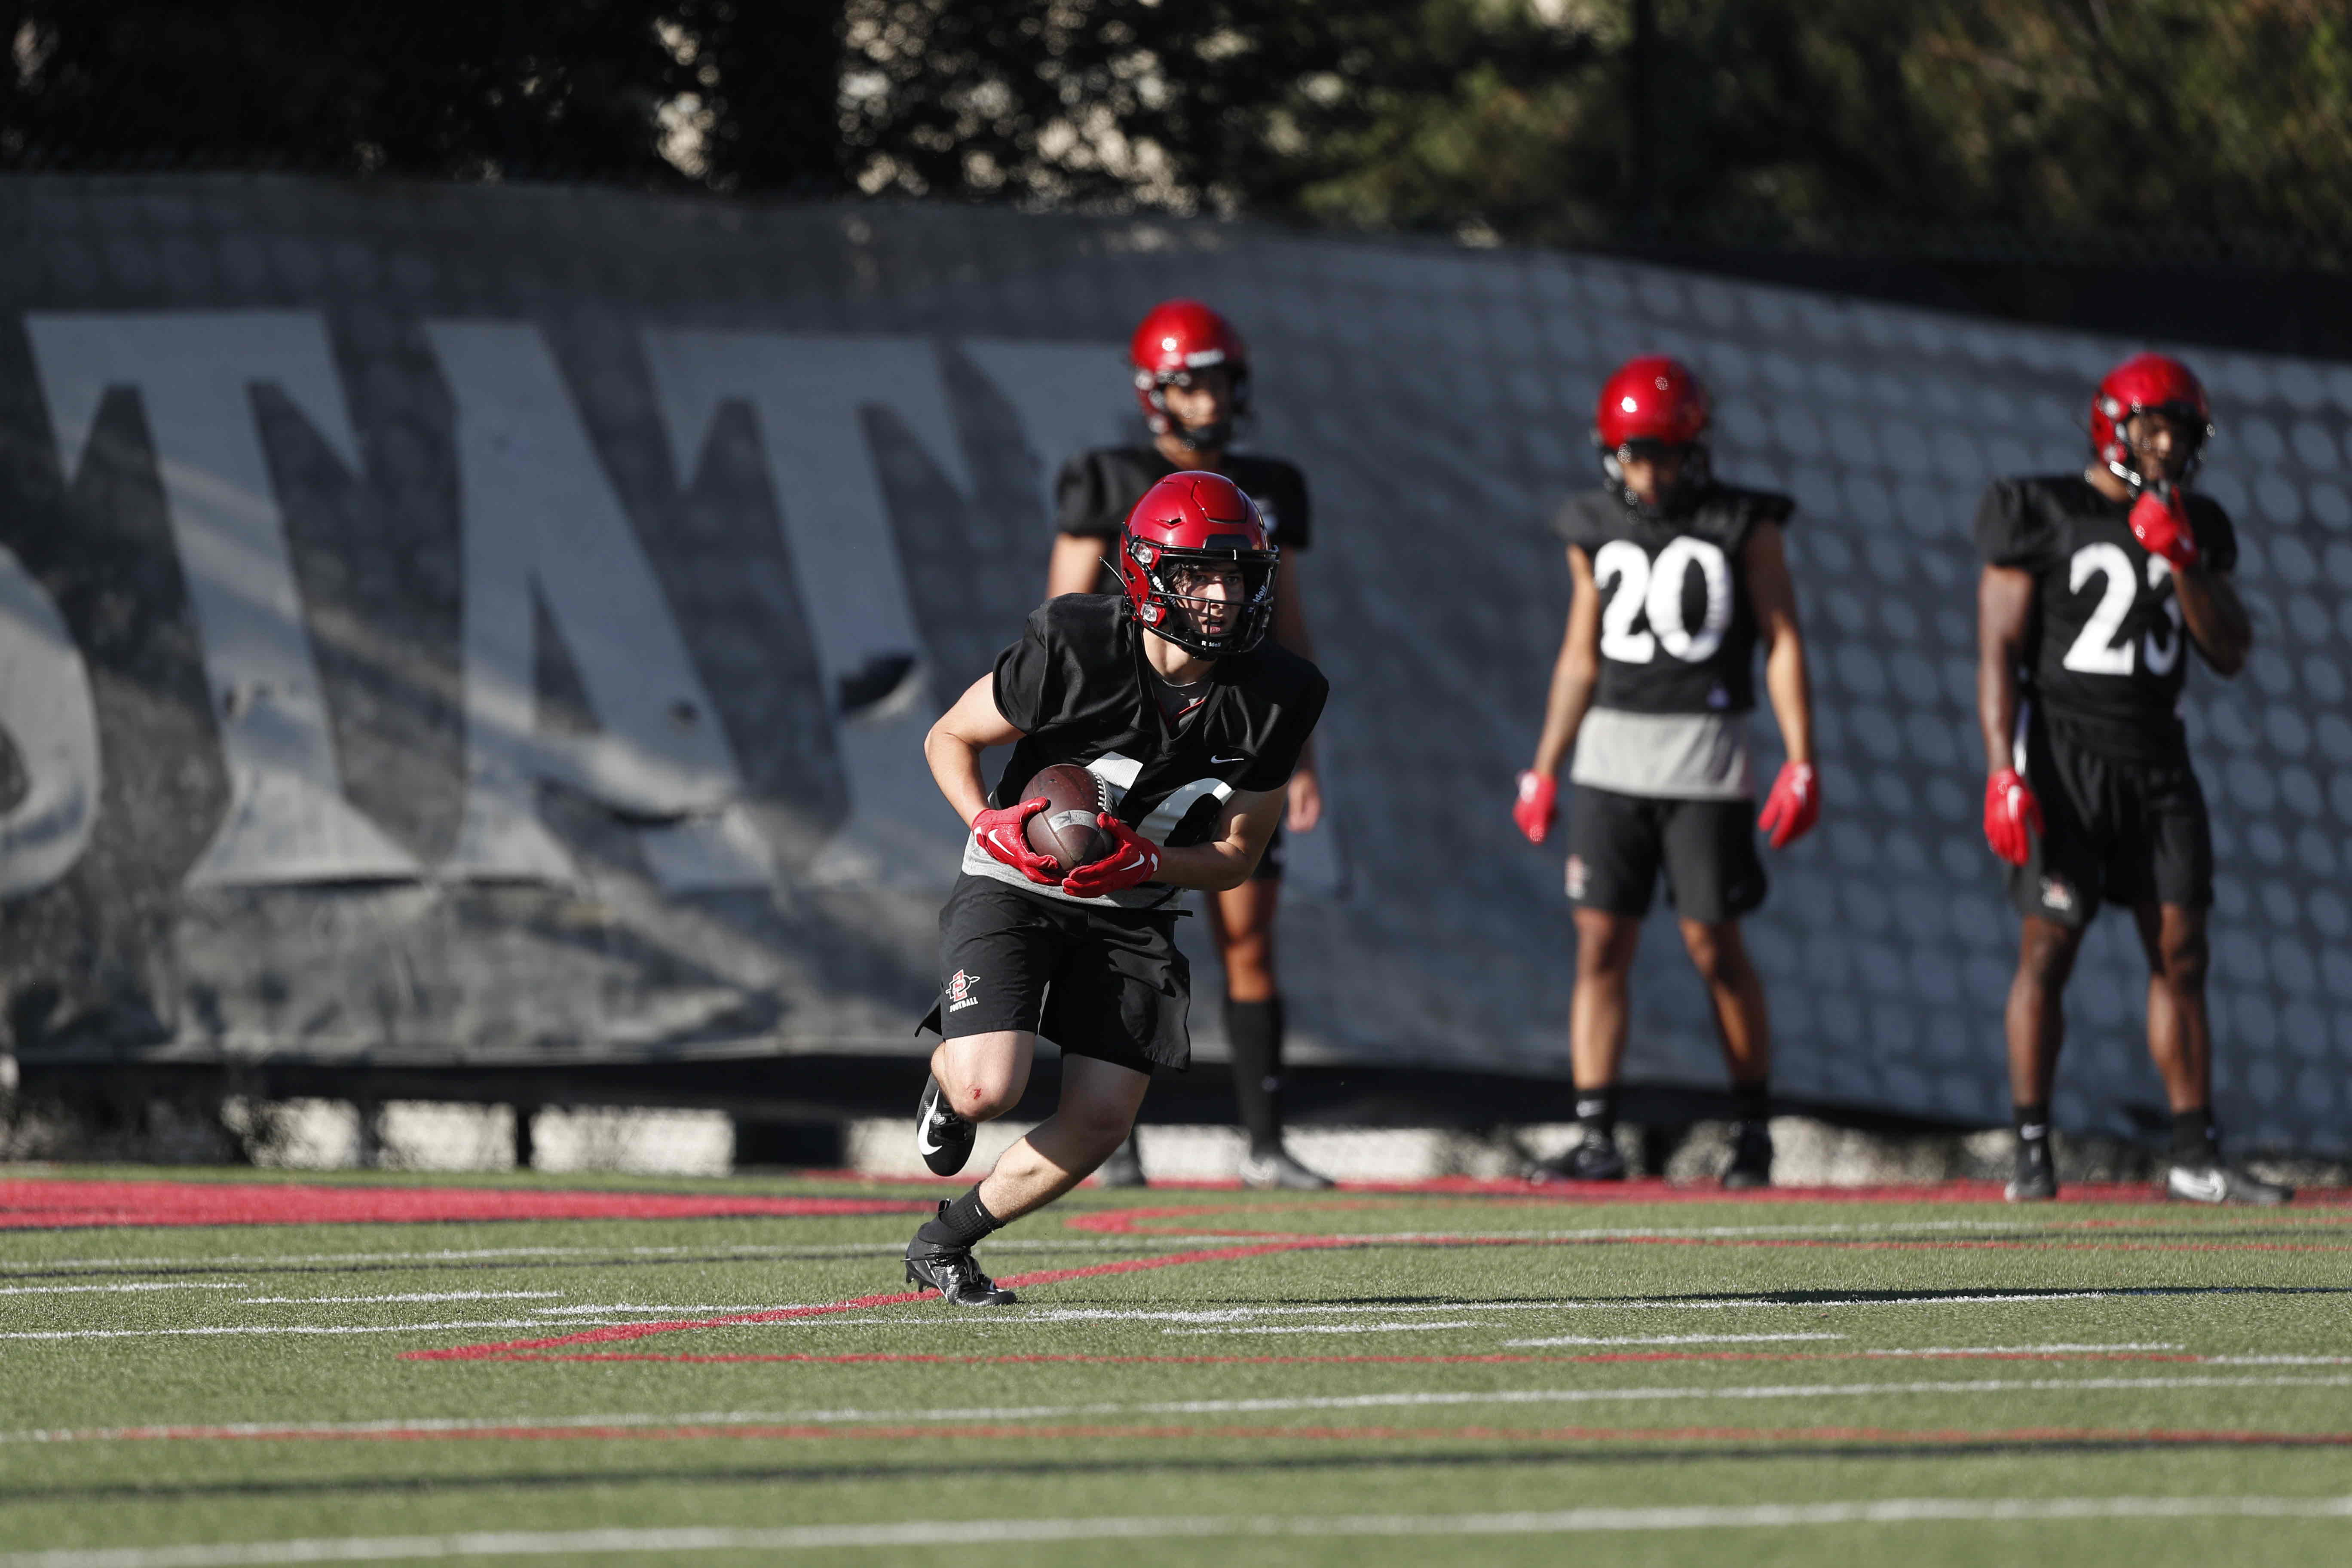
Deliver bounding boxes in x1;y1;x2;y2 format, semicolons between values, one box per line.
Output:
969;594;1328;909
1055;447;1312;595
1551;484;1792;715
1975;475;2237;760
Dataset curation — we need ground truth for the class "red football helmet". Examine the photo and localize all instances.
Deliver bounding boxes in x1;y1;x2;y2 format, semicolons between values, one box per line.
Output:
1116;471;1278;658
1130;299;1251;450
1592;355;1711;513
2093;352;2212;486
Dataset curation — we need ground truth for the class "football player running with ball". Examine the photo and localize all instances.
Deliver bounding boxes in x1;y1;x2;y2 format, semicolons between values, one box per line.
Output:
905;472;1328;1305
1976;352;2289;1205
1045;298;1333;1190
1513;357;1819;1188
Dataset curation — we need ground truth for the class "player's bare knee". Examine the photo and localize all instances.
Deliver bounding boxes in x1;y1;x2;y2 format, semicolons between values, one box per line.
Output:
2156;930;2209;990
1679;922;1749;988
2017;922;2082;987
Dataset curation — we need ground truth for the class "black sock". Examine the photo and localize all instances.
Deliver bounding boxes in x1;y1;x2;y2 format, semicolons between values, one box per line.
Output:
2173;1107;2217;1162
2014;1102;2051;1152
1576;1085;1619;1140
914;1185;1000;1250
1228;996;1284;1156
1731;1078;1770;1125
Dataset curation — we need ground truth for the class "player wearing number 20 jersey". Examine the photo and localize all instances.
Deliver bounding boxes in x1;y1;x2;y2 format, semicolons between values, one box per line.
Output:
1514;357;1819;1189
1975;351;2285;1208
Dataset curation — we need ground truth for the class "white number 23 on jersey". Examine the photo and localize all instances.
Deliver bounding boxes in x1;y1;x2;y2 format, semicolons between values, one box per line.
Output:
1592;537;1734;664
2061;542;2184;677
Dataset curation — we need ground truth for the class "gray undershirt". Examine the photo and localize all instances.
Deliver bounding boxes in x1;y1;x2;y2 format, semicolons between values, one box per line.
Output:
1569;707;1754;800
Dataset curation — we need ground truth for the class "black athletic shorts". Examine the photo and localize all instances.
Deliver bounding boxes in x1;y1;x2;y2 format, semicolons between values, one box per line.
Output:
2011;717;2212;927
921;875;1189;1074
1565;785;1766;924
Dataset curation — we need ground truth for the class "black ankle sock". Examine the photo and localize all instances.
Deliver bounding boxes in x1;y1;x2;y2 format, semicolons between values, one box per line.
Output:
2013;1102;2050;1142
2172;1107;2217;1162
1731;1078;1770;1124
916;1185;1000;1249
1575;1086;1619;1140
1228;996;1284;1156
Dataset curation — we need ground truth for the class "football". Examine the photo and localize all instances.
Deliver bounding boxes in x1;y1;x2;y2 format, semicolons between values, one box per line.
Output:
1021;763;1112;873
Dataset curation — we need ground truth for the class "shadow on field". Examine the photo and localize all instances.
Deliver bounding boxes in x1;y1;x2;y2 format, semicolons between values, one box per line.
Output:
9;1433;2347;1507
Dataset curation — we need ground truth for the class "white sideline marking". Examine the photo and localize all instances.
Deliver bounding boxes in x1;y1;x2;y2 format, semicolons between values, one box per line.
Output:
1163;1321;1477;1336
8;1496;2352;1564
883;1292;2125;1328
11;1375;2347;1443
1505;1333;1848;1348
0;1321;664;1343
0;1283;248;1298
1867;1344;2185;1357
234;1293;567;1306
2209;1355;2352;1366
527;1305;785;1317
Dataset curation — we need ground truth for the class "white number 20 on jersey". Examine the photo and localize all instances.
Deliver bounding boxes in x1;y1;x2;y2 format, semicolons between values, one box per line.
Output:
2061;542;2184;677
1592;537;1734;664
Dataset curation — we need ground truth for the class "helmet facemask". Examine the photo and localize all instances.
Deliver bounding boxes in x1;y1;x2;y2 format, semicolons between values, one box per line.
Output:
2099;402;2210;492
1136;363;1250;452
1599;437;1711;518
1121;533;1278;658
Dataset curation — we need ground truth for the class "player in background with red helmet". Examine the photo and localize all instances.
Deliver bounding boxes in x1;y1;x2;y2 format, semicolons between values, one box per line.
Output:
1513;357;1818;1187
1975;353;2288;1204
906;472;1327;1303
1044;298;1332;1189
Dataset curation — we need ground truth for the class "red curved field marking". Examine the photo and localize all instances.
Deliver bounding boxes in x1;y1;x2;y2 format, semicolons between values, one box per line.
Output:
472;1349;2208;1369
59;1420;2352;1449
0;1179;928;1231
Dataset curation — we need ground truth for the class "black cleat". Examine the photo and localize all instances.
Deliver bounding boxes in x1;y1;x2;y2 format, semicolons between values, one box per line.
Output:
1528;1128;1627;1183
2165;1160;2293;1206
2005;1132;2058;1203
905;1218;1017;1306
914;1075;974;1178
1093;1134;1148;1188
1721;1120;1773;1189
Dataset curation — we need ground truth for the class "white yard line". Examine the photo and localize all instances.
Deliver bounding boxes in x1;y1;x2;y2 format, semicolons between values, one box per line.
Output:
7;1495;2352;1564
854;1292;2128;1329
0;1320;673;1343
1162;1321;1478;1336
9;1375;2347;1443
0;1283;248;1298
233;1293;566;1306
526;1305;787;1317
1504;1333;1848;1347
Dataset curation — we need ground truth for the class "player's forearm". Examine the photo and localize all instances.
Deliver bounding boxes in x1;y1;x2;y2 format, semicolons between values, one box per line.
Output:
923;730;994;828
2176;566;2251;676
1154;838;1259;891
1530;655;1597;776
1762;633;1814;766
1976;649;2019;775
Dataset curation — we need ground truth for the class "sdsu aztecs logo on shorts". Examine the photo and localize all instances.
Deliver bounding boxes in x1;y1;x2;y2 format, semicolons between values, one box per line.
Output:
946;969;981;1012
1565;855;1589;900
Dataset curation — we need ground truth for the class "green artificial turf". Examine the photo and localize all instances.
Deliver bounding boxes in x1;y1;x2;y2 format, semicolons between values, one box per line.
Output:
2;1168;2349;1565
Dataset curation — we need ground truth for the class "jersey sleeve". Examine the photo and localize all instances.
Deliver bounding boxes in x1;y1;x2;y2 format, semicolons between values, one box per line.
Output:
1237;666;1329;794
2189;495;2238;574
1549;493;1605;552
989;607;1065;735
1053;453;1123;539
1261;462;1312;553
1973;480;2057;571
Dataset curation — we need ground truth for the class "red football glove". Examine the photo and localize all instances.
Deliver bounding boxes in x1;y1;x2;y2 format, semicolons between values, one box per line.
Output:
1983;767;2043;867
972;797;1060;885
1513;771;1559;845
2128;482;2199;570
1061;815;1163;898
1756;761;1819;850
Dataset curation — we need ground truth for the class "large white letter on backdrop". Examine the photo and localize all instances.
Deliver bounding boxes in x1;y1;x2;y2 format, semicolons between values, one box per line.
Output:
25;311;418;888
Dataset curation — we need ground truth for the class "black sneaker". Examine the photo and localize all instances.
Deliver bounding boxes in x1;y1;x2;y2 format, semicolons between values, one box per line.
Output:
1240;1148;1335;1190
2165;1160;2293;1206
2005;1133;2057;1202
914;1075;974;1178
1093;1134;1148;1189
1529;1128;1627;1182
1722;1120;1773;1189
905;1213;1017;1306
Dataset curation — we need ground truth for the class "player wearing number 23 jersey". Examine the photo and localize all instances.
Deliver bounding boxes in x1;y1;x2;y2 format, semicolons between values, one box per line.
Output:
1975;351;2285;1208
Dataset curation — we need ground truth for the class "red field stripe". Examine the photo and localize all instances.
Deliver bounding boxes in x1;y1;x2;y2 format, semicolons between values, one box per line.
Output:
0;1179;928;1231
63;1420;2352;1449
401;1239;1360;1362
473;1350;2207;1368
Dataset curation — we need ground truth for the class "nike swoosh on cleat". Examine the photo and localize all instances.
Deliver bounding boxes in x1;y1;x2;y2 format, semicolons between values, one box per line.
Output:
916;1122;946;1156
2172;1169;2226;1201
